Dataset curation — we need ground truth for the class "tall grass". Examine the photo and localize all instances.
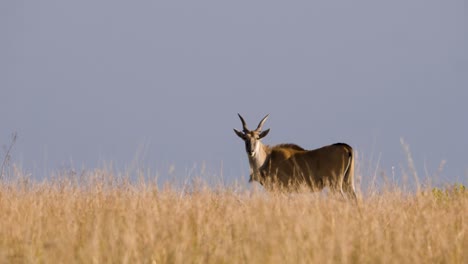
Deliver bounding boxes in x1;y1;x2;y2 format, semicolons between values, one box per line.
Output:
0;166;466;264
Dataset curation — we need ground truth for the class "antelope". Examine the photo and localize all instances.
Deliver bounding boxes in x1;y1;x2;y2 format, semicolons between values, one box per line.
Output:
234;114;357;200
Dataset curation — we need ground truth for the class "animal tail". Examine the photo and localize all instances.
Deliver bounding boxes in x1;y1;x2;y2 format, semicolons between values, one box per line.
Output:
337;143;357;201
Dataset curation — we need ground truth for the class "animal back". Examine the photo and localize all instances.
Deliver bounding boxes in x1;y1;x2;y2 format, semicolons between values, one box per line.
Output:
273;143;305;151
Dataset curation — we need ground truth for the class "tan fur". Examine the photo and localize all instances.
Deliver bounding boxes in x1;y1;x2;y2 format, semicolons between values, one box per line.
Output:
259;143;356;199
234;114;356;200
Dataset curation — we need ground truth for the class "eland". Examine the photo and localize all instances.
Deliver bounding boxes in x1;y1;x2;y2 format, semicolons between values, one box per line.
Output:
234;114;357;200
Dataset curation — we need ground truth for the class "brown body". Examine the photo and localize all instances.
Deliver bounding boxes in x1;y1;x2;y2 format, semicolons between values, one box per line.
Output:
234;114;356;200
259;143;355;198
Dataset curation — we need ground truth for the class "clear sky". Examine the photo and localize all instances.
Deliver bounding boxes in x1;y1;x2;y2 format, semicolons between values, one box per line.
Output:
1;0;467;187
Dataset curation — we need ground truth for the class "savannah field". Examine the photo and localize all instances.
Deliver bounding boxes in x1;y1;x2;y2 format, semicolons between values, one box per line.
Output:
0;164;466;264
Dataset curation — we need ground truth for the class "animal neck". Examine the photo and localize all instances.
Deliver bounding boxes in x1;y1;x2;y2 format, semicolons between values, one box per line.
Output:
248;142;269;178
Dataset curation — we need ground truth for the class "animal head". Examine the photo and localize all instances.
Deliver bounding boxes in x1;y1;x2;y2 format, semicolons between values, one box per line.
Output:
233;114;270;157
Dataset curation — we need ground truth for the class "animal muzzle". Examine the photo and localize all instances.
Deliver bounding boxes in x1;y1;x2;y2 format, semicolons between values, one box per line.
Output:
245;141;256;157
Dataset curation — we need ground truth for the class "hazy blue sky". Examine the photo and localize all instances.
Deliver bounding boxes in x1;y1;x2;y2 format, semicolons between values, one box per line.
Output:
1;0;467;187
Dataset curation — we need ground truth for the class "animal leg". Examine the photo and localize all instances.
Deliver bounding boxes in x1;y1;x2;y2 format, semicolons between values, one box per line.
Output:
343;182;357;201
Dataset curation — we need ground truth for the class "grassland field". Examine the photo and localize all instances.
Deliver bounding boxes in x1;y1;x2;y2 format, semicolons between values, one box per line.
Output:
0;163;466;264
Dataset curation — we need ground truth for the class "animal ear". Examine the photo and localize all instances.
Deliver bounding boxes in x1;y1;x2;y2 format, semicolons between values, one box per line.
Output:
233;129;246;140
259;129;270;139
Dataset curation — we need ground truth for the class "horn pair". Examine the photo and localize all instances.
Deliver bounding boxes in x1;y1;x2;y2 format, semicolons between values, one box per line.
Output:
238;113;269;132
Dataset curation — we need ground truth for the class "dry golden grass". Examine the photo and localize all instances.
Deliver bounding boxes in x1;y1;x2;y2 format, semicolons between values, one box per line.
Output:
0;169;466;264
